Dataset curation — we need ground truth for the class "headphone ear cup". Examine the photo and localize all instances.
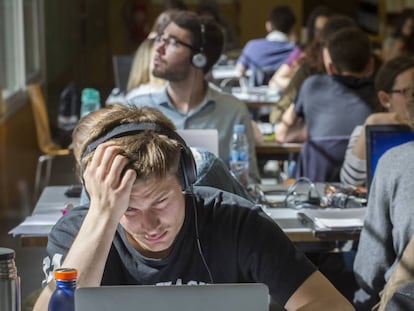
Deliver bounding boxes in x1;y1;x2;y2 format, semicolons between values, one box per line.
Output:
192;52;207;69
180;146;197;189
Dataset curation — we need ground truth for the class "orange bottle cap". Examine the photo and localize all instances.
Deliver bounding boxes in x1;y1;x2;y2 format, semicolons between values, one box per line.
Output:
54;268;77;280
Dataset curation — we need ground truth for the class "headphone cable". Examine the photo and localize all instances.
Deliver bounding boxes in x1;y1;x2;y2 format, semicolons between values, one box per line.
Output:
189;185;214;283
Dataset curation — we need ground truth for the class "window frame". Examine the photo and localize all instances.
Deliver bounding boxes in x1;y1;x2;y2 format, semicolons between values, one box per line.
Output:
0;0;45;121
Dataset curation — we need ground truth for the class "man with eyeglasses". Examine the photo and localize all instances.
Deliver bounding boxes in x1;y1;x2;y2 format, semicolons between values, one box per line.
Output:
127;10;261;184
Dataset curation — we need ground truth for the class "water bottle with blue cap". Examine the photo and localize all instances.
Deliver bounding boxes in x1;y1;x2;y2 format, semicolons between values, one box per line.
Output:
229;124;250;187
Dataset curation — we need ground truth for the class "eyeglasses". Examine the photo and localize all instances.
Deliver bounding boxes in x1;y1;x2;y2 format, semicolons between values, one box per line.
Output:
389;87;411;96
155;35;194;50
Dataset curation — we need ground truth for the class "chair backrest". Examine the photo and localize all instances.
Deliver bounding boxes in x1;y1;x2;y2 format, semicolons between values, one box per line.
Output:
112;55;134;93
248;66;275;87
296;136;350;182
27;83;55;153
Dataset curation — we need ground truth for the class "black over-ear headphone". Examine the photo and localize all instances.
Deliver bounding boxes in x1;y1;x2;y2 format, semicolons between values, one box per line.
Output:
192;22;207;69
81;122;197;190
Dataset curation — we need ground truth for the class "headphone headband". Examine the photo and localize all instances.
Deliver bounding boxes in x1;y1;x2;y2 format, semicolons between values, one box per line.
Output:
192;21;207;68
80;121;196;189
199;23;205;54
81;122;187;159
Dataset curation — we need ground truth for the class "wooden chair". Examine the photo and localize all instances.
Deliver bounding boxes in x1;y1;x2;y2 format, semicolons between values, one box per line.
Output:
27;83;71;201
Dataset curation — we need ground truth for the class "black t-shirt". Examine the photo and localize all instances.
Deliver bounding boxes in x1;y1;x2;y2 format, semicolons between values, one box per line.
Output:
43;186;316;306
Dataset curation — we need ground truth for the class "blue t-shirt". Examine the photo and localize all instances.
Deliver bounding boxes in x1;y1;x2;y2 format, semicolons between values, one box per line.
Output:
238;38;296;72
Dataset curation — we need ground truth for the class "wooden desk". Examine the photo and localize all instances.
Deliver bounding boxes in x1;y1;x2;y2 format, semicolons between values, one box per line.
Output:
255;141;302;156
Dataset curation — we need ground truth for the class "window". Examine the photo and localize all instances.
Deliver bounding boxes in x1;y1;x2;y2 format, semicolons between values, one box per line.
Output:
0;0;44;115
24;0;42;81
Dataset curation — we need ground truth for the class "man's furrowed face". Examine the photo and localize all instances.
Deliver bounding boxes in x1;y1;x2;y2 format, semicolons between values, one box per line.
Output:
120;174;185;259
153;22;194;81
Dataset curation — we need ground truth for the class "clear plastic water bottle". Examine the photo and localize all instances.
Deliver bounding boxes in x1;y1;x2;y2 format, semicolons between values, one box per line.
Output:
0;247;20;311
48;268;77;311
80;88;100;118
230;124;250;187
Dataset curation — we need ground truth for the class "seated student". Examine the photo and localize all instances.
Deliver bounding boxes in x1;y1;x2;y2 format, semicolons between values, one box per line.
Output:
33;105;355;311
270;14;357;128
268;6;332;91
340;56;414;186
127;11;261;184
276;27;376;144
353;85;414;309
71;105;253;204
236;5;297;86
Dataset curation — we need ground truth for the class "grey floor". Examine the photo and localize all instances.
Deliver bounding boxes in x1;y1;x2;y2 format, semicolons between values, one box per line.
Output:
1;155;79;306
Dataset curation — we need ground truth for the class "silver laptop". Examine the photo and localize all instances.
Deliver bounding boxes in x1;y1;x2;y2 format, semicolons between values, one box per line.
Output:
177;129;219;157
75;283;269;311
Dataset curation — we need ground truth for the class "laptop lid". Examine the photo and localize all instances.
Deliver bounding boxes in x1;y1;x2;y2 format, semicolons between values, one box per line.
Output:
75;283;269;311
366;124;414;190
177;129;219;157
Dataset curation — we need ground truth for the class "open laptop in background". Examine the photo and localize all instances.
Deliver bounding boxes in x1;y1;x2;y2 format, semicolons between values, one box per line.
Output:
177;129;219;157
366;124;414;191
75;283;270;311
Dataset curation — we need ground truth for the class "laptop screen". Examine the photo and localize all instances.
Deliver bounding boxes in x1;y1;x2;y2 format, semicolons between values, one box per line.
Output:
366;124;414;190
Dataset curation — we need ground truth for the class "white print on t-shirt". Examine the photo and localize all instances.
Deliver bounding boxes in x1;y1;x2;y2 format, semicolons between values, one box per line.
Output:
42;254;63;286
156;279;207;286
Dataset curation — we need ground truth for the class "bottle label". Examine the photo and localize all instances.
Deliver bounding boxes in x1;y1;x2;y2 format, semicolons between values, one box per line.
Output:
229;149;249;187
230;150;248;162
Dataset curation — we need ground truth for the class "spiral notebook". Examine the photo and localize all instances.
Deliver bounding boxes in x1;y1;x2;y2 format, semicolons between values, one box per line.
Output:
75;283;269;311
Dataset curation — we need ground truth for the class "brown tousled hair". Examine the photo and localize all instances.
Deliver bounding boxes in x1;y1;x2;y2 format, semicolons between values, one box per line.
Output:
78;104;182;182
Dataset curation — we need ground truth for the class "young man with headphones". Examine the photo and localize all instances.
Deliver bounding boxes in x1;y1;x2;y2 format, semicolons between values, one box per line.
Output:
127;10;261;185
34;105;354;311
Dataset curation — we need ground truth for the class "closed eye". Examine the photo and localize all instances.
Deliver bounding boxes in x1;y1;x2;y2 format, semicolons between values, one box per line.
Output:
125;207;139;215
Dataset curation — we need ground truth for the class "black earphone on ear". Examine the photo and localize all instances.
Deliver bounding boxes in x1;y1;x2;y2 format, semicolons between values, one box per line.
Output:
81;122;197;190
192;22;207;69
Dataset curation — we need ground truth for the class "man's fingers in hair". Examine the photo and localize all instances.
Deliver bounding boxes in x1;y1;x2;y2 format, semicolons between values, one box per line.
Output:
95;145;121;178
120;169;137;190
107;154;130;186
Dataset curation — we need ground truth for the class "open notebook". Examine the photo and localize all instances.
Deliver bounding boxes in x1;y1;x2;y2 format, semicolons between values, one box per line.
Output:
75;283;269;311
366;124;414;190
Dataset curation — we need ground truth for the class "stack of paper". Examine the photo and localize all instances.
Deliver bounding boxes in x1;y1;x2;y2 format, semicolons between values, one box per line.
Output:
297;207;367;231
8;213;61;236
